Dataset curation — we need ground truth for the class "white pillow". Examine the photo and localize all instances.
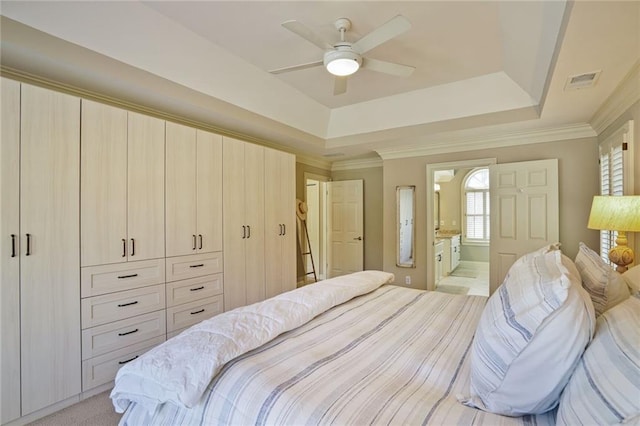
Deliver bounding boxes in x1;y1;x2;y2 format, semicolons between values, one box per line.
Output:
557;294;640;425
461;250;595;416
575;242;630;316
622;264;640;294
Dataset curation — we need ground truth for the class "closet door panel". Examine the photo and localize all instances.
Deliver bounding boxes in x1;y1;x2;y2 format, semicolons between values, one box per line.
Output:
196;130;223;254
281;153;297;293
222;137;247;311
264;148;282;299
128;112;165;261
81;100;128;266
244;142;265;305
20;84;81;415
0;77;21;424
166;122;197;257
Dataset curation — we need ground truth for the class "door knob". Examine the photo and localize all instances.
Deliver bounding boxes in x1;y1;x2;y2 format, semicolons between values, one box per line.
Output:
354;236;362;241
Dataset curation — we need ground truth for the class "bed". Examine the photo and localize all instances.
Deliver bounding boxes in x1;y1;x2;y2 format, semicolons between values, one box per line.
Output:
111;246;640;425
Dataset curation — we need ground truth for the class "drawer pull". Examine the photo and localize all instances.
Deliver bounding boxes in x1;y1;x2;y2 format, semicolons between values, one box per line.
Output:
118;328;139;336
191;309;205;315
117;300;139;307
118;355;139;365
117;273;139;279
189;264;204;268
190;286;205;292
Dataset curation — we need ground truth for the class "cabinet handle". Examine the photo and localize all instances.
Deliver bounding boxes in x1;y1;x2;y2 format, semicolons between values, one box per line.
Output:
278;224;282;236
189;264;204;268
247;225;251;239
130;238;135;256
117;300;138;307
117;274;139;279
118;328;139;336
192;234;197;250
190;286;205;292
198;234;203;250
122;239;126;257
118;355;138;365
242;226;246;239
26;234;31;256
11;234;16;257
190;309;205;315
282;224;286;236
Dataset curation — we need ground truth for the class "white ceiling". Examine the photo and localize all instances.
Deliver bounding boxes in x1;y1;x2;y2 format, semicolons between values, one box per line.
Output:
1;1;638;162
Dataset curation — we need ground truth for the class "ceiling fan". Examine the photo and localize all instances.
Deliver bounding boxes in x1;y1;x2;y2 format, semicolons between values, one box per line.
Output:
270;15;415;95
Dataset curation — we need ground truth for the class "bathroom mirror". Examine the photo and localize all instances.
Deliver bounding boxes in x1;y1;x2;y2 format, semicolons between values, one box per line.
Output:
396;185;416;268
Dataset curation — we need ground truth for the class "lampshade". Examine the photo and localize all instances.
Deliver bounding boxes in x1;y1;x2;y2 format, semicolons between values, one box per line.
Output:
588;195;640;273
587;196;640;232
324;49;361;76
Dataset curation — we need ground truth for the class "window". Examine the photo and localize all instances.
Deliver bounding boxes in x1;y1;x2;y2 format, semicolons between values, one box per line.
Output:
598;121;634;266
463;168;490;244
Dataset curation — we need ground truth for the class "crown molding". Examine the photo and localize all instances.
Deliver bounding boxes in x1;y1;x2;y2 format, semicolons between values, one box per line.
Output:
375;123;596;160
295;154;332;170
590;60;640;135
331;157;383;171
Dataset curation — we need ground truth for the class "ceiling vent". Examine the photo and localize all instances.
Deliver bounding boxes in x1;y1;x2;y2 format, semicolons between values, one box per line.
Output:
564;71;601;91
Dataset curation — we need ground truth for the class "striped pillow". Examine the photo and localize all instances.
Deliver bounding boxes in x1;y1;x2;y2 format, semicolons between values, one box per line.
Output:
556;294;640;425
461;250;595;416
575;242;630;316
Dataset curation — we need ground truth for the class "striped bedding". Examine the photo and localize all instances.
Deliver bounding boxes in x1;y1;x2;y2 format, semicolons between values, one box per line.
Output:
120;285;556;425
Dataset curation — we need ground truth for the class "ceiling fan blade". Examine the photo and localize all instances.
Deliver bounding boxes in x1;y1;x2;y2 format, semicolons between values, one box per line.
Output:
334;76;347;95
362;57;415;78
282;20;333;51
269;60;323;75
352;15;411;55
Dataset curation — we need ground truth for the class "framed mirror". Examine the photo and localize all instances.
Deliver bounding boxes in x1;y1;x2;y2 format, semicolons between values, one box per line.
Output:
396;185;416;268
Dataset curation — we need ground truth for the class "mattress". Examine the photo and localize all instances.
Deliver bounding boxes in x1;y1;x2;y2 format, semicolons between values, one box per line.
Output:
118;283;556;425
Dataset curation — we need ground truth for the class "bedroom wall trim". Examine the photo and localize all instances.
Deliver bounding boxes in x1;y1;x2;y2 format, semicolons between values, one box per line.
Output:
591;60;640;135
296;153;332;170
375;123;596;160
332;157;383;171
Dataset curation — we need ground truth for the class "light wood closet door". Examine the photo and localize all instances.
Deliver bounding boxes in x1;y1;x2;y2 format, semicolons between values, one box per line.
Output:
81;100;128;266
264;148;296;298
244;142;265;305
223;138;265;310
196;130;223;254
20;84;81;415
222;137;247;310
166;122;197;257
128;112;165;261
1;77;21;424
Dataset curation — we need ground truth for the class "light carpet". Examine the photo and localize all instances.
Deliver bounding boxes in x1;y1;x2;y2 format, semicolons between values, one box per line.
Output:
27;390;120;426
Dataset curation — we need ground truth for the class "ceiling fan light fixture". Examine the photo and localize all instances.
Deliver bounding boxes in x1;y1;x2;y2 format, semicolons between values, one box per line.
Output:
324;49;361;76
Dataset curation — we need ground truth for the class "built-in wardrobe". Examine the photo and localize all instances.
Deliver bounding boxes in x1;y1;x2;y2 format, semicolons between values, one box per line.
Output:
0;77;296;424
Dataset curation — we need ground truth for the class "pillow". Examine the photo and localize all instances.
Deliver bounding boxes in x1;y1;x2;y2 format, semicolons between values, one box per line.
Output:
575;242;630;316
556;294;640;425
622;264;640;294
460;250;595;416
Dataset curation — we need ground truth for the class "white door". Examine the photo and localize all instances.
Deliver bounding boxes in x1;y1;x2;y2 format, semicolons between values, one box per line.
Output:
490;159;559;292
327;180;364;278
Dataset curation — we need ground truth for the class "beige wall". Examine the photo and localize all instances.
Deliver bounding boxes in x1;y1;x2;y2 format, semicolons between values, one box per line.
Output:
383;137;601;290
332;167;384;271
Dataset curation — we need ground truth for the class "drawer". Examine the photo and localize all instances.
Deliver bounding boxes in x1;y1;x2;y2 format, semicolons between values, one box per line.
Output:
166;295;223;333
81;284;165;328
82;310;166;359
166;273;223;307
81;258;165;298
82;336;165;391
166;252;223;282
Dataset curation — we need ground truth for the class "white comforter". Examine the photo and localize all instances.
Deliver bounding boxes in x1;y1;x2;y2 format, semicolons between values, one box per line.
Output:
110;270;394;414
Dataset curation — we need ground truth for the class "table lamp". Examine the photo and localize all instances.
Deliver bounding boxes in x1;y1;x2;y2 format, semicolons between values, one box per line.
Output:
587;195;640;272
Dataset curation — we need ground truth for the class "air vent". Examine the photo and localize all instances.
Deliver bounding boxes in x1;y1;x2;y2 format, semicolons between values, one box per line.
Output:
323;152;345;158
564;71;601;91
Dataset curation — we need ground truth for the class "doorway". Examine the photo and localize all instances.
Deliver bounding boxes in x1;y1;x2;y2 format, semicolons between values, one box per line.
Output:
303;173;329;282
426;159;495;295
